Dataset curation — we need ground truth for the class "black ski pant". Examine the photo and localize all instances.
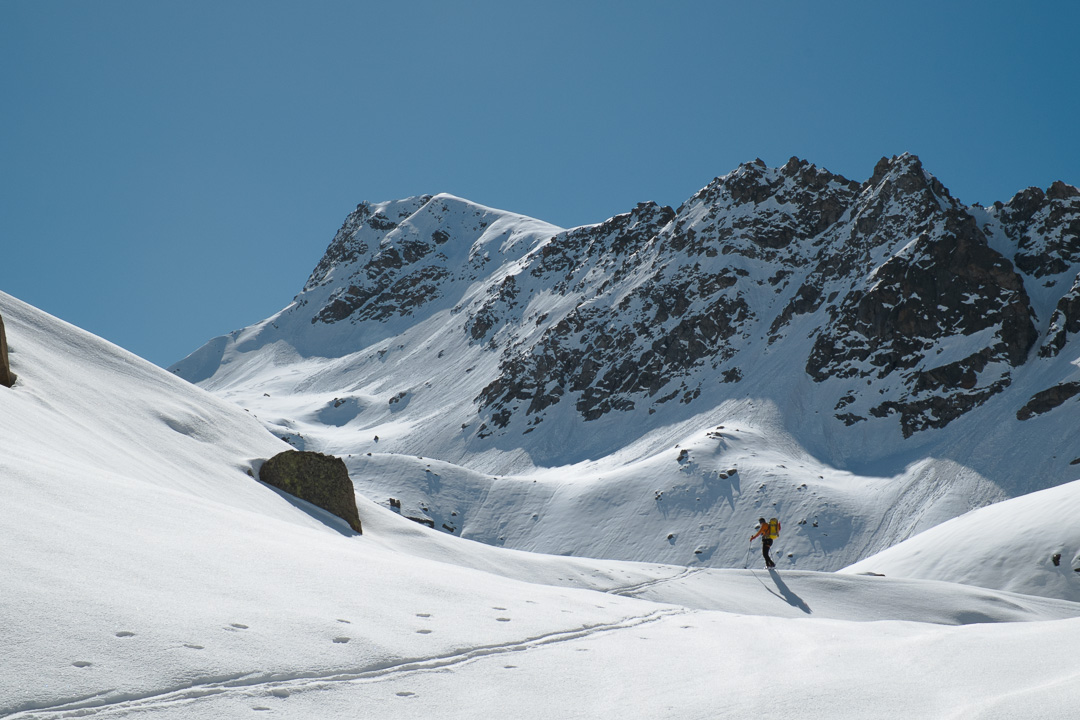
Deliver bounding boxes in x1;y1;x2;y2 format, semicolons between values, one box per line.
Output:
761;537;776;568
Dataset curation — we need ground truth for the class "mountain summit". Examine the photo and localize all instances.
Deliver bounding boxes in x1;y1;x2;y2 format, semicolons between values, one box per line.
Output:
171;155;1080;570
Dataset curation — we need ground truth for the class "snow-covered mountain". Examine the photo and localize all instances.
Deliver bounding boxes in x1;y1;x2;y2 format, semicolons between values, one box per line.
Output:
170;154;1080;578
6;289;1080;718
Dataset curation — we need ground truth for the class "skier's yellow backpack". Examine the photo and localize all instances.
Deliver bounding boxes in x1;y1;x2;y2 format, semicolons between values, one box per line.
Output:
768;517;781;539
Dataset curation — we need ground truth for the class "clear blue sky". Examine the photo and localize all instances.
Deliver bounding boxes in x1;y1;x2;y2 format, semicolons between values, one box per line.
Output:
3;1;1078;367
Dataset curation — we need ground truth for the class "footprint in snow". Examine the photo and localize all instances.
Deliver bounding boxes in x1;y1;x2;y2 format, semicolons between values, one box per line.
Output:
226;623;249;631
333;637;351;644
115;631;135;638
415;613;432;618
72;661;92;668
416;629;433;634
396;692;416;698
496;618;512;622
337;619;351;624
184;644;205;650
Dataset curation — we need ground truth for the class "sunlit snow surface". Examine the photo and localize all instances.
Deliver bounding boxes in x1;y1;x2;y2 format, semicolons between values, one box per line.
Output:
4;289;1080;718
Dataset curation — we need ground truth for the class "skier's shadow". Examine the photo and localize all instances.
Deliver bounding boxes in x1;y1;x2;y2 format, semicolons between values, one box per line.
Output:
763;568;811;615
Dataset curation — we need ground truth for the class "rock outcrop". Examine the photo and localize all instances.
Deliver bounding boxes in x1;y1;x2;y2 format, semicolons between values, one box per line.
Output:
1016;382;1080;421
0;312;15;388
259;451;362;534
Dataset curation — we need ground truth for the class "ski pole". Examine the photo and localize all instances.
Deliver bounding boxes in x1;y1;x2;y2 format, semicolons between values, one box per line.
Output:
743;540;753;569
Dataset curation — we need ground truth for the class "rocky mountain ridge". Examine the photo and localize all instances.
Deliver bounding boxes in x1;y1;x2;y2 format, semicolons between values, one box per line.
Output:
265;153;1076;447
169;153;1080;569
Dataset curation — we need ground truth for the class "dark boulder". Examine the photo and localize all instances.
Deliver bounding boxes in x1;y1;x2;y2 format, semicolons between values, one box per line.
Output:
260;451;362;533
0;313;15;388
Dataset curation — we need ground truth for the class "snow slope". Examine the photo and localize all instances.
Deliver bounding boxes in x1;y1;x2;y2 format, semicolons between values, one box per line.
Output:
844;477;1080;601
4;294;1080;717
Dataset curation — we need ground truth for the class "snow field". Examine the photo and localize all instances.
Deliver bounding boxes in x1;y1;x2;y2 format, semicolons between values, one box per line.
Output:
6;288;1080;718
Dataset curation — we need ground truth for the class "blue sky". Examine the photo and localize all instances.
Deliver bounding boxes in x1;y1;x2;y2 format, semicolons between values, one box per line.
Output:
3;1;1078;368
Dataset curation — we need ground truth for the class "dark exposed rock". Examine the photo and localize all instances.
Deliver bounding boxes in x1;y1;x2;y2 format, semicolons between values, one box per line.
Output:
260;451;362;534
1039;273;1080;357
671;157;859;261
467;274;521;341
1016;382;1080;421
366;212;399;231
530;202;673;285
997;182;1080;279
0;312;15;388
307;197;433;288
769;282;822;339
315;264;451;325
805;157;1039;436
809;210;1036;377
1048;181;1080;201
303;195;488;326
476;275;751;424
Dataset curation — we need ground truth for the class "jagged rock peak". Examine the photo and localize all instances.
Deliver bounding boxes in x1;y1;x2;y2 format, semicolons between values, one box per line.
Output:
1000;181;1080;212
1047;180;1080;201
297;193;564;328
305;194;436;291
686;156;858;211
779;155;859;189
862;152;956;207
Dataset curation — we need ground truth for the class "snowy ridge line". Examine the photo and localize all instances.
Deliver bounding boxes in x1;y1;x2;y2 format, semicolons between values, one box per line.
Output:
6;609;686;719
607;567;702;597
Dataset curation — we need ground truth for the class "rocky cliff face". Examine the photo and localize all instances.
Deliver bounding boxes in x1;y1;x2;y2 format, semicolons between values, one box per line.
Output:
803;155;1039;436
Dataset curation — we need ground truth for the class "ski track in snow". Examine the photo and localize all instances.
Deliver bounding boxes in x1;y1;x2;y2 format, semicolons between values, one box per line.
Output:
607;566;703;597
5;609;684;719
